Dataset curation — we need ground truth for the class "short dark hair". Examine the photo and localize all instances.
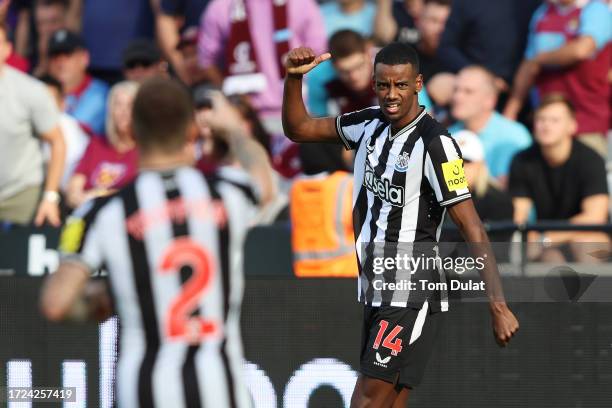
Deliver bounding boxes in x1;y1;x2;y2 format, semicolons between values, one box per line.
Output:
329;30;367;60
536;93;576;118
374;42;420;73
38;74;63;96
132;77;194;153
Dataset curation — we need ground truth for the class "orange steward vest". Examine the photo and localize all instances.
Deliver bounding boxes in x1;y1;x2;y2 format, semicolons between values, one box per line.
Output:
290;171;357;277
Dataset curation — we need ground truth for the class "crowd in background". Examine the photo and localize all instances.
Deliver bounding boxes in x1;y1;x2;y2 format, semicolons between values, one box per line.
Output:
0;0;611;262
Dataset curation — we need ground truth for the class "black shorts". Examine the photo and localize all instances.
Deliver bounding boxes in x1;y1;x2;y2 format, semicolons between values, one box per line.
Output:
360;301;443;389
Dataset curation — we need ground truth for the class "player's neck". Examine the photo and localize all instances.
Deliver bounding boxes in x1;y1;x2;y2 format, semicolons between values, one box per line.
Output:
390;103;422;134
139;148;195;172
540;137;572;167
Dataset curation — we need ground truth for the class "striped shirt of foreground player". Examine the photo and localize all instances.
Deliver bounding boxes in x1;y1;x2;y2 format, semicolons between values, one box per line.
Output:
41;78;257;408
281;42;519;407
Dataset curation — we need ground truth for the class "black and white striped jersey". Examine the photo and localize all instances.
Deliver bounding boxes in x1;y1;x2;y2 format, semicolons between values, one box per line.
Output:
335;107;471;312
59;166;257;408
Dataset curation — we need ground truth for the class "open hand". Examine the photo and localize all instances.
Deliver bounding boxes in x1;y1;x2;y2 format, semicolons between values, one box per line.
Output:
285;47;331;76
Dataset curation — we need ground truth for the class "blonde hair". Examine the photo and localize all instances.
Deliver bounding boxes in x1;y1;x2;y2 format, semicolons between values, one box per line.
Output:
105;81;140;148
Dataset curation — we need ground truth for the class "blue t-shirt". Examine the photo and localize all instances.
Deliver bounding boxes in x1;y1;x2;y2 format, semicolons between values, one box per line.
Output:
65;78;109;136
82;0;156;71
448;112;532;178
320;2;376;37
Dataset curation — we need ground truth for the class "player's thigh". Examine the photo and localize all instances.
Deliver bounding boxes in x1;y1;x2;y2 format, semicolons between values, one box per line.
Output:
350;374;400;408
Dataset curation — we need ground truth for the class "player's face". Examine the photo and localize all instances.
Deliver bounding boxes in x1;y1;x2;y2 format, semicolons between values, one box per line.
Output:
373;63;422;127
334;52;371;92
534;103;576;147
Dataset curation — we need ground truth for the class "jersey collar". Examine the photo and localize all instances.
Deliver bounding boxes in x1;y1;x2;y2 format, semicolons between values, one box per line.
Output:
388;106;426;141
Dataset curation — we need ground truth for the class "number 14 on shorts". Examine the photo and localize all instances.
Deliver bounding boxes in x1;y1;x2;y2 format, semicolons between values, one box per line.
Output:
373;320;404;356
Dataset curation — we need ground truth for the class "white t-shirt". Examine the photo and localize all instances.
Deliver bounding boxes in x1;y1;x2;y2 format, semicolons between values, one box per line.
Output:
43;113;90;190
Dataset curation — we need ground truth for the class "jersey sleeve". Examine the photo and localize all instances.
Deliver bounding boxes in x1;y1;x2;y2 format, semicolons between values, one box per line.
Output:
578;1;611;51
335;107;380;150
424;134;471;207
58;199;104;273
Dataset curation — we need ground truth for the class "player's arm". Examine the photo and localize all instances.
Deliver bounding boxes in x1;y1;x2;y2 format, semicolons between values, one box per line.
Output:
41;202;113;322
40;262;89;321
424;134;518;346
41;262;113;322
447;200;519;347
282;47;339;143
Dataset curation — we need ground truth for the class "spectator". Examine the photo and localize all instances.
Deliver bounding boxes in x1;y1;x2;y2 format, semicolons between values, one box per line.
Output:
374;0;424;45
509;94;609;262
435;0;542;104
320;0;376;37
311;30;377;117
48;29;109;135
66;81;139;208
31;0;69;76
39;74;89;191
0;22;65;226
503;0;611;157
156;0;210;83
175;26;206;86
197;0;326;178
412;0;450;82
122;38;168;83
448;66;532;183
80;0;157;84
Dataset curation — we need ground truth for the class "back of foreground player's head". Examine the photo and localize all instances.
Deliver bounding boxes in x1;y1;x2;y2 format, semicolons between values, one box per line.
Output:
374;42;420;74
132;77;194;153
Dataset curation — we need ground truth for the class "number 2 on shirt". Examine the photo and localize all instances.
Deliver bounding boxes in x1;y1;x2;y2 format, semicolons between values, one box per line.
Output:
373;320;404;356
159;237;219;343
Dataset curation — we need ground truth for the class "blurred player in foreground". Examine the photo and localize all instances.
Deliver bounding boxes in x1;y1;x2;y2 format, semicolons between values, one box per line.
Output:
282;43;519;407
41;77;256;408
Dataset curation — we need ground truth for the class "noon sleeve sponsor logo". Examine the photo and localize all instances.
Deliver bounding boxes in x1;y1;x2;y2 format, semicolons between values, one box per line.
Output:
363;162;405;207
441;159;468;192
